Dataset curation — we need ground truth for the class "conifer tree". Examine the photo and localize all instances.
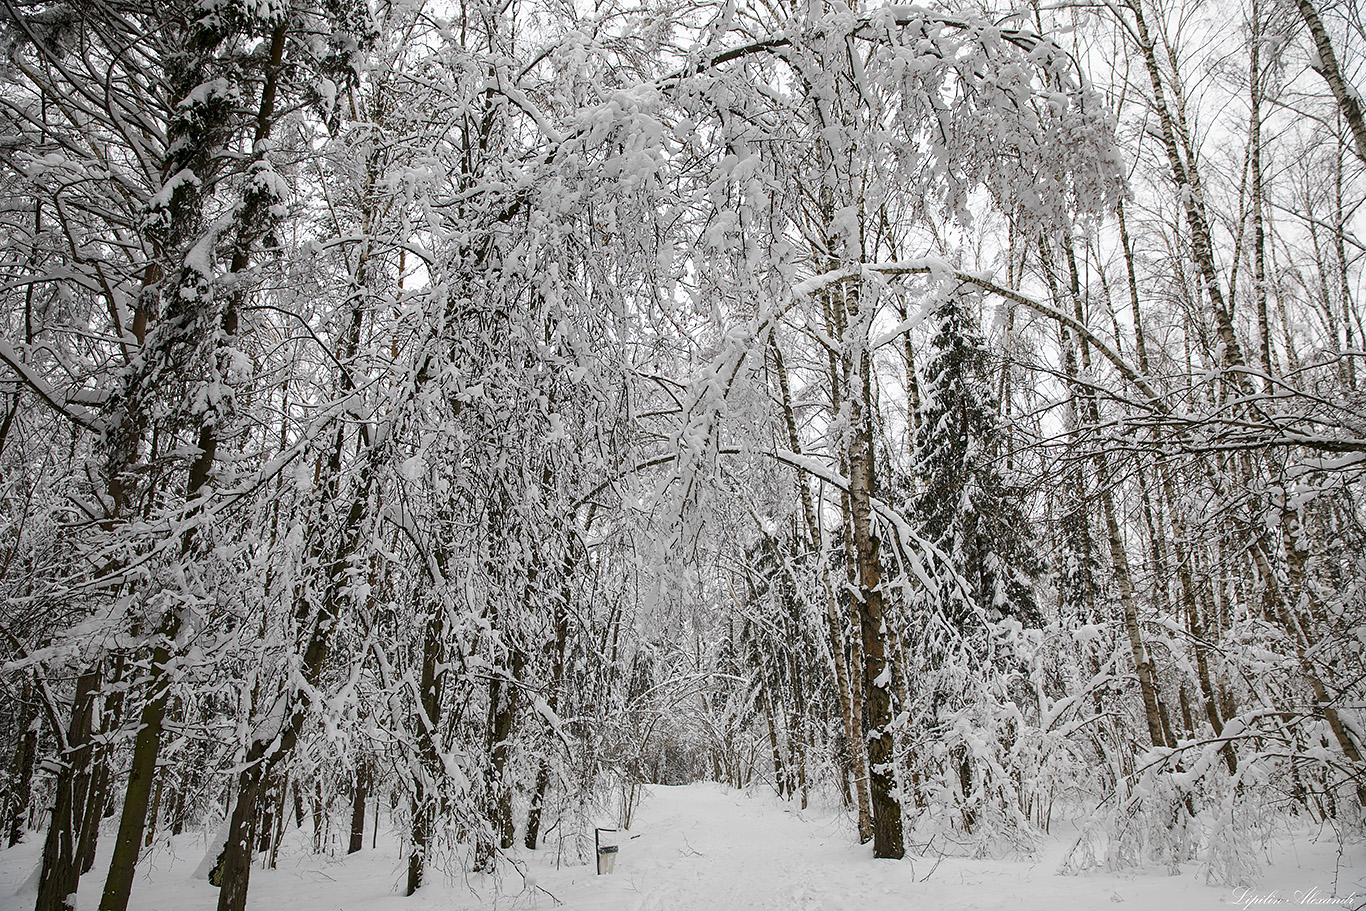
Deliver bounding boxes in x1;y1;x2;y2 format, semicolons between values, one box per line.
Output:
913;295;1043;632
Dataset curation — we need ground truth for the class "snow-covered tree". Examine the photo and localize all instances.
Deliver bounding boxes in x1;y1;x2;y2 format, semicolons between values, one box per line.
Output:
1;0;1363;903
914;295;1042;632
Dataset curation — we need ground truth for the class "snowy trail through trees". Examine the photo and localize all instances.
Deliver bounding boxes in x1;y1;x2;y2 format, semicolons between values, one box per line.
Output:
583;785;1364;911
594;784;849;911
6;782;1358;911
5;1;1366;908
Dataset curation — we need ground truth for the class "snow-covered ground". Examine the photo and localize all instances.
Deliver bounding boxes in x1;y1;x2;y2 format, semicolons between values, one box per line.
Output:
4;783;1363;911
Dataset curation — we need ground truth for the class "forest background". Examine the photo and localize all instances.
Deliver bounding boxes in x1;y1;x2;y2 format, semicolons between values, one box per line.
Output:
0;0;1364;908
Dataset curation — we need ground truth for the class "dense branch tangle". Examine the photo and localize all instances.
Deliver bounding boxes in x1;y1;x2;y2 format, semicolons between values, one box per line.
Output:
0;0;1362;906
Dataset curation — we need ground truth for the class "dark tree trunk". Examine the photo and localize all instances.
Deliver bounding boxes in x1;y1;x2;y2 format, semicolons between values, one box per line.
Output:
7;676;39;847
348;762;368;854
217;755;268;911
101;19;290;911
100;644;173;911
524;763;553;851
472;655;521;875
407;596;449;894
525;598;570;850
79;760;110;873
489;651;523;851
257;776;275;854
36;667;100;911
785;631;810;810
958;755;975;833
257;768;290;861
80;658;125;873
293;783;305;830
169;776;187;838
144;766;164;850
756;655;787;798
216;442;377;911
266;774;288;870
311;780;325;854
406;798;430;896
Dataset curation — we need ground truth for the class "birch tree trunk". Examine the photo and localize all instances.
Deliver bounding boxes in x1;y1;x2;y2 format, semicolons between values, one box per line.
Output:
771;338;873;840
1295;0;1366;164
847;341;904;860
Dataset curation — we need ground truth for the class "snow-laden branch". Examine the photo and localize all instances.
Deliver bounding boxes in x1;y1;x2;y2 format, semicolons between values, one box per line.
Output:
0;339;101;431
661;5;1057;85
790;260;1168;410
494;65;565;145
770;448;939;593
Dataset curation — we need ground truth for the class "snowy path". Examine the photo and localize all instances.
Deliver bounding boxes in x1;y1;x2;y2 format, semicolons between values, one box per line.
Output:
571;785;1363;911
569;784;864;911
2;783;1362;910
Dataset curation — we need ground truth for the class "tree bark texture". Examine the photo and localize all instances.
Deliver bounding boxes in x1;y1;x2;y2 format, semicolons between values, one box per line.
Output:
847;407;905;860
37;668;100;911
